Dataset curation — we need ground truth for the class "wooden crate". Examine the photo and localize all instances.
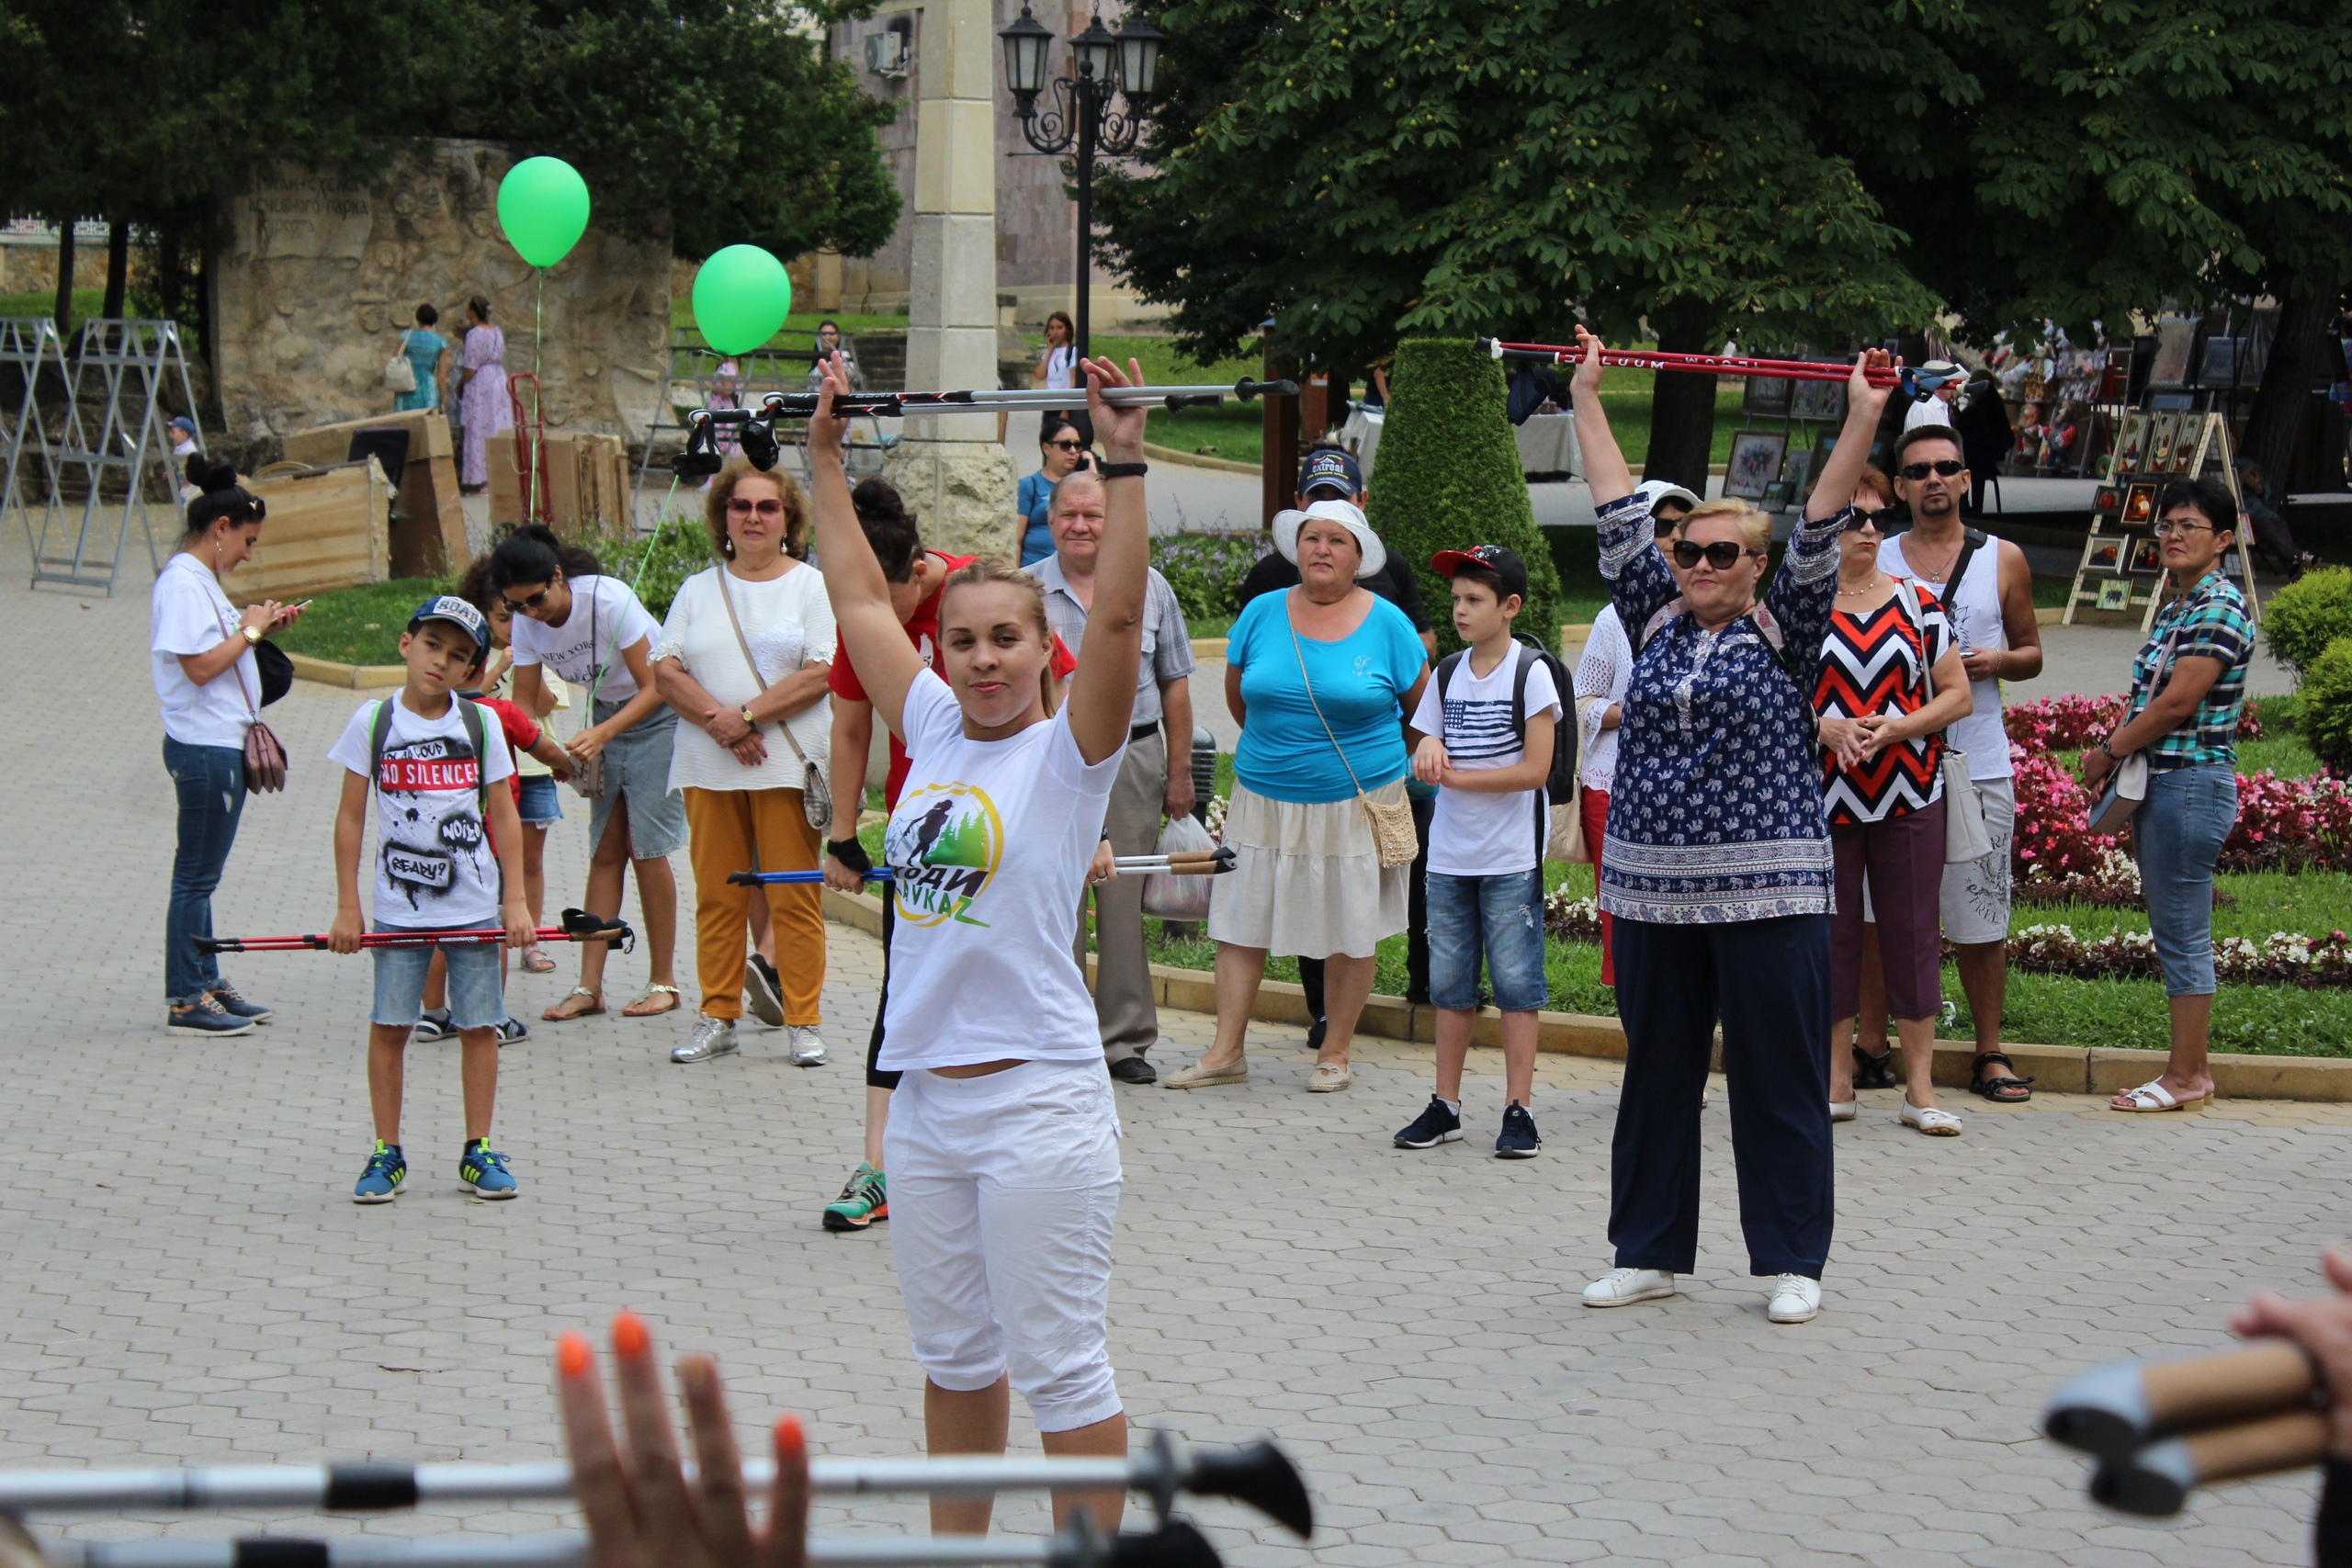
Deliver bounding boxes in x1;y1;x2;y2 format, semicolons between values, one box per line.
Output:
284;408;468;578
227;459;392;605
490;431;635;537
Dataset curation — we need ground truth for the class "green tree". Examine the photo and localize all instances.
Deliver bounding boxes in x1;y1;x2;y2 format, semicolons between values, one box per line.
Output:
1363;339;1561;651
1094;0;1950;491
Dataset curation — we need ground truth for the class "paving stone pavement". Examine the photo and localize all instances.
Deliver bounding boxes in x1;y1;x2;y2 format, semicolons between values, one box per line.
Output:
4;529;2349;1566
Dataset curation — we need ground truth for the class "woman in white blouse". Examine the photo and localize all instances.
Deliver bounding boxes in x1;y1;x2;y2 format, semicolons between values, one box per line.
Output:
654;457;838;1067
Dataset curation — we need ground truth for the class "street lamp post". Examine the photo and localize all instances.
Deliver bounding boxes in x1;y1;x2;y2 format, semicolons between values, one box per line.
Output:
999;4;1163;359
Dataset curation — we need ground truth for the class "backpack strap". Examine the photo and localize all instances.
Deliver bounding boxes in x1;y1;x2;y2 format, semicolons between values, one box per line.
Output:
1434;649;1465;707
368;695;491;818
459;698;489;818
367;699;391;790
1942;527;1989;615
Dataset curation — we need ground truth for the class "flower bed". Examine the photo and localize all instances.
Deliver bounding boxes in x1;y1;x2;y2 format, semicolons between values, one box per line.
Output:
1152;532;1273;626
2004;694;2263;752
2006;924;2352;989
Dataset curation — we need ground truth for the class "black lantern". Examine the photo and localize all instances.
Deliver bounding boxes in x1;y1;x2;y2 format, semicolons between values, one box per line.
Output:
1114;14;1164;97
1069;14;1120;92
998;5;1053;103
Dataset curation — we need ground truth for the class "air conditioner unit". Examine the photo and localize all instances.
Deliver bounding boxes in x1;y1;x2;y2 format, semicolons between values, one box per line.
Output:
864;28;910;79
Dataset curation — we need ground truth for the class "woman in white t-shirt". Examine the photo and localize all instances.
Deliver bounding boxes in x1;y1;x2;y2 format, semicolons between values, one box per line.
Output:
1030;310;1090;451
491;525;684;1021
807;346;1148;1535
652;457;838;1068
151;459;306;1037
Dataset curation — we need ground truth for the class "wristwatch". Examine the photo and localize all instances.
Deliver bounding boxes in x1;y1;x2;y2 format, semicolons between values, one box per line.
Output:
739;705;756;728
1097;461;1148;479
241;625;262;646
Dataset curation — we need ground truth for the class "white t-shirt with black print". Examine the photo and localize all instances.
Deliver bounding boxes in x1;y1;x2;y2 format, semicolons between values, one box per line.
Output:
328;694;516;930
508;574;657;703
1408;646;1562;877
876;671;1122;1072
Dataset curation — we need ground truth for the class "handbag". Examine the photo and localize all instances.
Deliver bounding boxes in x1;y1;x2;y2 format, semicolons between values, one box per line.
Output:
568;588;611;799
713;565;832;831
1286;601;1418;868
214;600;288;793
384;330;417;393
1893;584;1991;863
2085;626;2179;833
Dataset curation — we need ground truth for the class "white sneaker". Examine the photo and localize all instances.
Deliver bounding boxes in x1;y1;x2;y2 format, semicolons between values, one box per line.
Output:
1900;1100;1963;1136
1767;1273;1821;1324
1581;1267;1678;1308
787;1024;829;1067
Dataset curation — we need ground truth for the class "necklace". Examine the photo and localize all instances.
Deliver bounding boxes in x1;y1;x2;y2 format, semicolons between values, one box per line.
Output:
1837;572;1885;598
1905;533;1965;583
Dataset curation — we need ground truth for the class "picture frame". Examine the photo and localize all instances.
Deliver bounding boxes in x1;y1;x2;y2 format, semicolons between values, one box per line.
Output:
2199;337;2240;390
1760;480;1793;513
2124;483;2157;524
2097;580;2132;611
2126;536;2165;575
1724;429;1789;500
1780;446;1816;497
1789;377;1846;423
1742;374;1792;418
2114;411;2150;475
2147;412;2181;475
2171;412;2206;473
2085;537;2124;572
2148;318;2199;389
2094;484;2122;515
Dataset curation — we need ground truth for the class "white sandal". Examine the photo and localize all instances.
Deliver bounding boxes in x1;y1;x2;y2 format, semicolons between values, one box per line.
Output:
1829;1100;1858;1123
2110;1078;2211;1112
1900;1100;1963;1136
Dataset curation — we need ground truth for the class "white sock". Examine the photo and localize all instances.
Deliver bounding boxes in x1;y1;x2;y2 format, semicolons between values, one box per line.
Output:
1441;1099;1461;1115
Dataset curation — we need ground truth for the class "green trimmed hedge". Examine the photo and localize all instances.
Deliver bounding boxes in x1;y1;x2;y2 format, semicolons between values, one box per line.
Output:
2303;636;2352;776
2265;568;2352;681
1365;339;1562;654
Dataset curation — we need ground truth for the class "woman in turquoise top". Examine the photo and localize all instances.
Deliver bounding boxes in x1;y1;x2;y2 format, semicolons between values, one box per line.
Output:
1168;500;1430;1094
393;303;448;413
1018;413;1087;566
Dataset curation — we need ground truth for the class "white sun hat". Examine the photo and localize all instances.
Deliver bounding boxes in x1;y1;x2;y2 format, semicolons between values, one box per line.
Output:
1272;498;1385;579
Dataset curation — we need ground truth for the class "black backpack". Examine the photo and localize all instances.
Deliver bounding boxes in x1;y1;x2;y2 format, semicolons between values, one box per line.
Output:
1433;636;1578;861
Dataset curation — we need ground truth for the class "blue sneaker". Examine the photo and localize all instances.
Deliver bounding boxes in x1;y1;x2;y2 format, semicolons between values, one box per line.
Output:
166;993;254;1038
208;980;272;1023
1394;1096;1463;1149
1497;1101;1542;1159
354;1141;406;1203
460;1140;520;1199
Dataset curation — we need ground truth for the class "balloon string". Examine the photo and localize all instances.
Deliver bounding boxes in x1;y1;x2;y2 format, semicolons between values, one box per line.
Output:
526;266;545;527
631;473;681;598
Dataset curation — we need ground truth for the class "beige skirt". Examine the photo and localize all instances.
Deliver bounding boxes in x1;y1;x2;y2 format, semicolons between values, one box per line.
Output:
1207;781;1410;959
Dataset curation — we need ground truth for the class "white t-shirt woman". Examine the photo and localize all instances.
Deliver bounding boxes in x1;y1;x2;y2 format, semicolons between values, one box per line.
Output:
652;562;837;794
152;551;264;749
507;573;659;704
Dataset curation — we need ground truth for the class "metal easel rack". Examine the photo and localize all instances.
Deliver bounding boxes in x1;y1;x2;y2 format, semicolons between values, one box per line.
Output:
28;318;203;594
1;317;81;570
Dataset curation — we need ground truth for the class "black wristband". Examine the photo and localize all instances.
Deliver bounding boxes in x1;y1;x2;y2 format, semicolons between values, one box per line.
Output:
1097;461;1148;479
826;837;872;875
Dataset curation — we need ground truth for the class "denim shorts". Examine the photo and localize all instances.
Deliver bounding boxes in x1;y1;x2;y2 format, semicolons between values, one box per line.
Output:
371;926;506;1030
515;773;563;827
1426;868;1548;1014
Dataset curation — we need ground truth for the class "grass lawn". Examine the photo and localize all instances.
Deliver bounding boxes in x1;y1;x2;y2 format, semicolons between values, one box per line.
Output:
0;288;104;333
271;577;449;665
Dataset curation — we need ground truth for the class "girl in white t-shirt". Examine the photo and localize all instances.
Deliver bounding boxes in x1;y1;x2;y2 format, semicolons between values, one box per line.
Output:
151;459;306;1036
808;347;1149;1535
491;525;684;1022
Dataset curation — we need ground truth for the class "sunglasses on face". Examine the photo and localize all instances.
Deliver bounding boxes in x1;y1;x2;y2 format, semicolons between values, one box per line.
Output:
1899;459;1965;480
502;584;555;613
1844;506;1888;533
1670;540;1759;571
1044;438;1085;452
726;497;785;517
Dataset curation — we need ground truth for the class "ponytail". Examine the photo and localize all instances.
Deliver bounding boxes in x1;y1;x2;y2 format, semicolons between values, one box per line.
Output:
182;457;264;539
489;523;602;591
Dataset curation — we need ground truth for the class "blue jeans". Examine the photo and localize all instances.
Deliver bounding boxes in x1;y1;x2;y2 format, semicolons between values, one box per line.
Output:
1425;868;1548;1014
163;737;247;1004
2135;764;2237;998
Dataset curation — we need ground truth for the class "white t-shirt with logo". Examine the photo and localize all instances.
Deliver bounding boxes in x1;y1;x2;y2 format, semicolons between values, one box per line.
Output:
1408;646;1562;877
327;694;516;930
150;552;261;750
508;574;657;703
878;671;1122;1072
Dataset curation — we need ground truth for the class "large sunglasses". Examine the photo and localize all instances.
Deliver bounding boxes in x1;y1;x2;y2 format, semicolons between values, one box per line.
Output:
1670;540;1760;571
1044;438;1085;452
726;497;786;517
1899;458;1965;480
502;584;555;613
1845;505;1889;533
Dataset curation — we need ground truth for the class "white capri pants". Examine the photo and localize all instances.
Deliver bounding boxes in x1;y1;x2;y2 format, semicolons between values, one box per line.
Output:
884;1059;1125;1432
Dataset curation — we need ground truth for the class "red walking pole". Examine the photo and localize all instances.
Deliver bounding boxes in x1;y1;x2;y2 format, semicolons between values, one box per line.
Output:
1477;337;1919;389
199;908;633;955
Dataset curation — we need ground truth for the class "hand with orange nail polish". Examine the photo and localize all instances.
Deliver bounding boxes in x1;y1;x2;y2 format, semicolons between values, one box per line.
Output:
554;1314;809;1568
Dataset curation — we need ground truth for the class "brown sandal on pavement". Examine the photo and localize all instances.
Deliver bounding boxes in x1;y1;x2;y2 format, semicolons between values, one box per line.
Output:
1968;1051;2034;1103
543;987;605;1022
622;983;684;1018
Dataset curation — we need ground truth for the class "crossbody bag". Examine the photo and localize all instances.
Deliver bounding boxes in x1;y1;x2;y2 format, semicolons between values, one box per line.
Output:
713;566;832;831
2086;626;2181;834
385;329;417;393
1286;596;1418;867
1890;584;1991;863
211;593;288;792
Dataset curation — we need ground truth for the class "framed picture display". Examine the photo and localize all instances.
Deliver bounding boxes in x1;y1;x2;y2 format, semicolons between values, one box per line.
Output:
2098;579;2132;611
2114;411;2150;475
1781;446;1816;497
1742;374;1792;418
2086;537;2124;572
2148;318;2199;389
2171;414;2204;472
1789;377;1846;423
1724;429;1789;500
2126;536;2165;575
2095;484;2122;515
2148;412;2182;473
1760;480;1793;513
2199;337;2240;389
2124;483;2158;524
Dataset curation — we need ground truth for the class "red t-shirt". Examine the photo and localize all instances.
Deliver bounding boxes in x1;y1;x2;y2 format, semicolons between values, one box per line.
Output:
468;694;543;858
828;551;1078;807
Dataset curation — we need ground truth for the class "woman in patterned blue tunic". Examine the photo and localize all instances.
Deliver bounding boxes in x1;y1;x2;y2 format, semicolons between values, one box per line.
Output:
1566;329;1894;1326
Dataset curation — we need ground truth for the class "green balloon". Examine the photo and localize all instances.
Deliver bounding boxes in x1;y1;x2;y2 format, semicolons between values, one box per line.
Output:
693;245;793;355
496;156;591;268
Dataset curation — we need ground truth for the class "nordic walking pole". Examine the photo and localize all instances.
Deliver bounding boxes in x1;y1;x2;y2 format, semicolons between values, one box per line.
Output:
1476;337;1914;388
198;909;634;955
2044;1340;2319;1460
727;852;1235;888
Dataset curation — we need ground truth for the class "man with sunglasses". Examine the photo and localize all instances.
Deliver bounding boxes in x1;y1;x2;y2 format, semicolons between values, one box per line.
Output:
1871;424;2042;1103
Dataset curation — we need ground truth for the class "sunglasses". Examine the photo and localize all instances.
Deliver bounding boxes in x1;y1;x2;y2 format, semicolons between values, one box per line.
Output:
1899;459;1966;480
501;584;555;613
1670;540;1760;571
1844;506;1888;533
1044;438;1085;452
726;497;786;517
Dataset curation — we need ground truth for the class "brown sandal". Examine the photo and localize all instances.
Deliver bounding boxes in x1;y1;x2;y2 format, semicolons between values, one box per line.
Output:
542;987;605;1022
622;983;683;1018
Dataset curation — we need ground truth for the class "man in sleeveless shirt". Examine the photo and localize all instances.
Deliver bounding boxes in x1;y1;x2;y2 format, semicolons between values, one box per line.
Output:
1864;424;2042;1100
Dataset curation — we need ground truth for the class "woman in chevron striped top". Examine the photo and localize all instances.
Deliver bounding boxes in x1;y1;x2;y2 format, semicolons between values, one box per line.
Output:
1814;470;1974;1135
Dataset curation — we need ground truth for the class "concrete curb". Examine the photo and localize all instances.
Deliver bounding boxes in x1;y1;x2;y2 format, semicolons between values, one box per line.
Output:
820;888;2352;1102
288;652;406;689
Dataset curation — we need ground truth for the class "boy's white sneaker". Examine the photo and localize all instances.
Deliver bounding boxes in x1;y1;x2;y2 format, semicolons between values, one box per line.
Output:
1767;1273;1822;1324
1582;1267;1678;1308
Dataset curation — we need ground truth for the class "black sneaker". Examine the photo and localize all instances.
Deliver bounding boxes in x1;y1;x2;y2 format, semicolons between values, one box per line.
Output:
1108;1056;1158;1085
1496;1101;1541;1159
1394;1096;1463;1149
413;1008;454;1043
744;953;786;1028
1305;1015;1329;1051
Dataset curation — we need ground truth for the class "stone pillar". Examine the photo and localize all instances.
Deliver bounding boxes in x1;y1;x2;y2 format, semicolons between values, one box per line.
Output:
885;0;1018;560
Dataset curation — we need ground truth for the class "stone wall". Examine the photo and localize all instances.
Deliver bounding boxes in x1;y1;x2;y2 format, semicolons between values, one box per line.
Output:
209;141;670;455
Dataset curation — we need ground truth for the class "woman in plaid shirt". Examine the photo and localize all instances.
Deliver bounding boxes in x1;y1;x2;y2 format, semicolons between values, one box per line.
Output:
2082;475;2254;1112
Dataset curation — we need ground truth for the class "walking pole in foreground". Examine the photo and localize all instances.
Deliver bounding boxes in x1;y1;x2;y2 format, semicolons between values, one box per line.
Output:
197;909;635;955
1475;337;1960;400
2043;1339;2330;1515
728;847;1237;889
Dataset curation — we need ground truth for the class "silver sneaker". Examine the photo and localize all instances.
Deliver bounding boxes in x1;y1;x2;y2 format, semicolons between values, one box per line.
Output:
671;1015;739;1065
786;1024;829;1066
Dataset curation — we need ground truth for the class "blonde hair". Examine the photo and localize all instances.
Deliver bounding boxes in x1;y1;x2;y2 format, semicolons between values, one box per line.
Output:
1673;497;1771;554
1854;466;1897;508
703;454;809;560
937;557;1059;716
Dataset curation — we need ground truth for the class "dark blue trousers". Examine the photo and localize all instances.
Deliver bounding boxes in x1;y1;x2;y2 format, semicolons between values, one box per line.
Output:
1610;913;1834;1279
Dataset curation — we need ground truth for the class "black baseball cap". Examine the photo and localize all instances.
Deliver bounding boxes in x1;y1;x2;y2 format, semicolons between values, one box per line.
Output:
1298;447;1363;497
1429;544;1529;602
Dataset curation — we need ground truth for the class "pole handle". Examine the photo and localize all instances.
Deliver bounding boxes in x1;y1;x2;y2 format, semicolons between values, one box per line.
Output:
2143;1340;2318;1433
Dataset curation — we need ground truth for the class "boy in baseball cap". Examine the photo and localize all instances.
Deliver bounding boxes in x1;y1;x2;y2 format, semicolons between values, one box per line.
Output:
324;592;531;1203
